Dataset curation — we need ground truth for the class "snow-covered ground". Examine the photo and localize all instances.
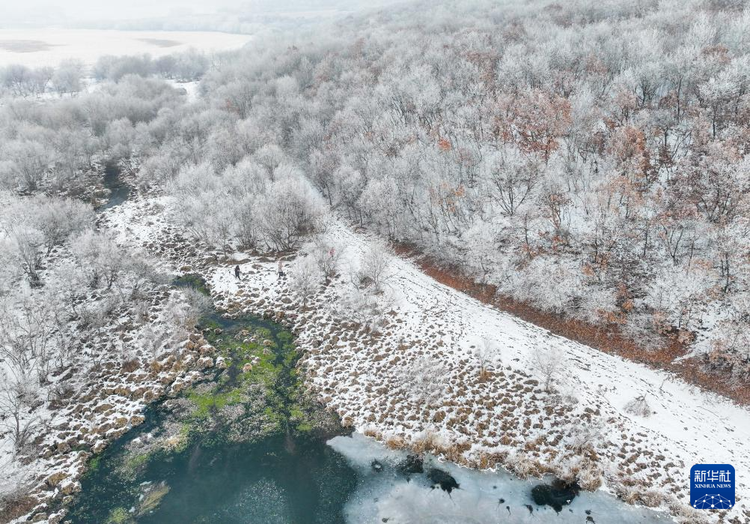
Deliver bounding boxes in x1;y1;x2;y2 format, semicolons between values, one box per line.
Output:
0;29;250;67
102;191;750;523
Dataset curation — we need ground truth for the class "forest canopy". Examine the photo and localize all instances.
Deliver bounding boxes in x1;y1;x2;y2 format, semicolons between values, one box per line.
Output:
1;0;749;386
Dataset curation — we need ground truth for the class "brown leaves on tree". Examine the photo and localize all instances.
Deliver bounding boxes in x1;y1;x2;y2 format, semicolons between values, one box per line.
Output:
495;89;572;163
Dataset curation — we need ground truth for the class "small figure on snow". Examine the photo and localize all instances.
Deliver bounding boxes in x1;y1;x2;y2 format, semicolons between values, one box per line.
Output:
234;265;241;280
278;260;285;279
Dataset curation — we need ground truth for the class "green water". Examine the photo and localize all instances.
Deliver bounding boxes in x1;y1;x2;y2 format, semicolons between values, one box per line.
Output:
67;297;356;524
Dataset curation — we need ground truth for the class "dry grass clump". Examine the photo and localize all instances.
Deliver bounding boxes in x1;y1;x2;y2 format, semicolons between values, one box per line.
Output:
411;431;441;454
639;489;666;508
385;435;406;450
507;453;549;478
475;451;507;469
574;463;603;491
0;486;38;524
664;496;712;524
441;441;472;463
363;427;381;439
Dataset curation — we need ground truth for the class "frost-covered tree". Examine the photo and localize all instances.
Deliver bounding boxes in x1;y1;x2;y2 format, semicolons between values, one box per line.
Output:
474;338;501;380
24;196;93;254
0;369;42;452
357;241;393;294
309;234;342;281
399;355;448;408
51;59;84;96
260;176;324;251
0;140;52;191
4;225;44;287
289;255;323;305
0;64;51;97
69;230;129;290
531;346;567;393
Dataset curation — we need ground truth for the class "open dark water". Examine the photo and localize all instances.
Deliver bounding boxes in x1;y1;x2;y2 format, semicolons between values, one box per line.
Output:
71;430;357;524
141;435;356;524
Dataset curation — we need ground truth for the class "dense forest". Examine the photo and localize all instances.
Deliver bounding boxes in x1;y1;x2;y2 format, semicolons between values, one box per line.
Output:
1;0;749;428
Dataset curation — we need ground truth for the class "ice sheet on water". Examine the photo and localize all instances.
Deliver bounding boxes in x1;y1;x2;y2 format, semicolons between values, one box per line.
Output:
328;433;672;524
328;432;407;470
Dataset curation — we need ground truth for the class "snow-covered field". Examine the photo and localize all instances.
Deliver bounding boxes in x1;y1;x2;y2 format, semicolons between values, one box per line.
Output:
103;192;750;523
0;29;250;67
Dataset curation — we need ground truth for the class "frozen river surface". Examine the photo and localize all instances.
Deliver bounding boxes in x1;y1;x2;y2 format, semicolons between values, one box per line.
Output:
330;434;671;524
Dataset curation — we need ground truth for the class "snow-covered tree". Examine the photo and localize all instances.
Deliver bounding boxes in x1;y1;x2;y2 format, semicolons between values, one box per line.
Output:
357;241;393;294
531;346;567;393
289;255;323;305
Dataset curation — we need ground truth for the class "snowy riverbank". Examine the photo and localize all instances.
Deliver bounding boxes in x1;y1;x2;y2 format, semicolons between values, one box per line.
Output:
100;189;750;524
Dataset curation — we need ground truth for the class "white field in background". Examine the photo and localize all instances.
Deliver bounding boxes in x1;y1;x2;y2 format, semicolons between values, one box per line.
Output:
0;29;251;67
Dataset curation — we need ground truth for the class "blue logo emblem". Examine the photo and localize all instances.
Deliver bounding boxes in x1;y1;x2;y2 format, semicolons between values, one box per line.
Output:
690;464;735;510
